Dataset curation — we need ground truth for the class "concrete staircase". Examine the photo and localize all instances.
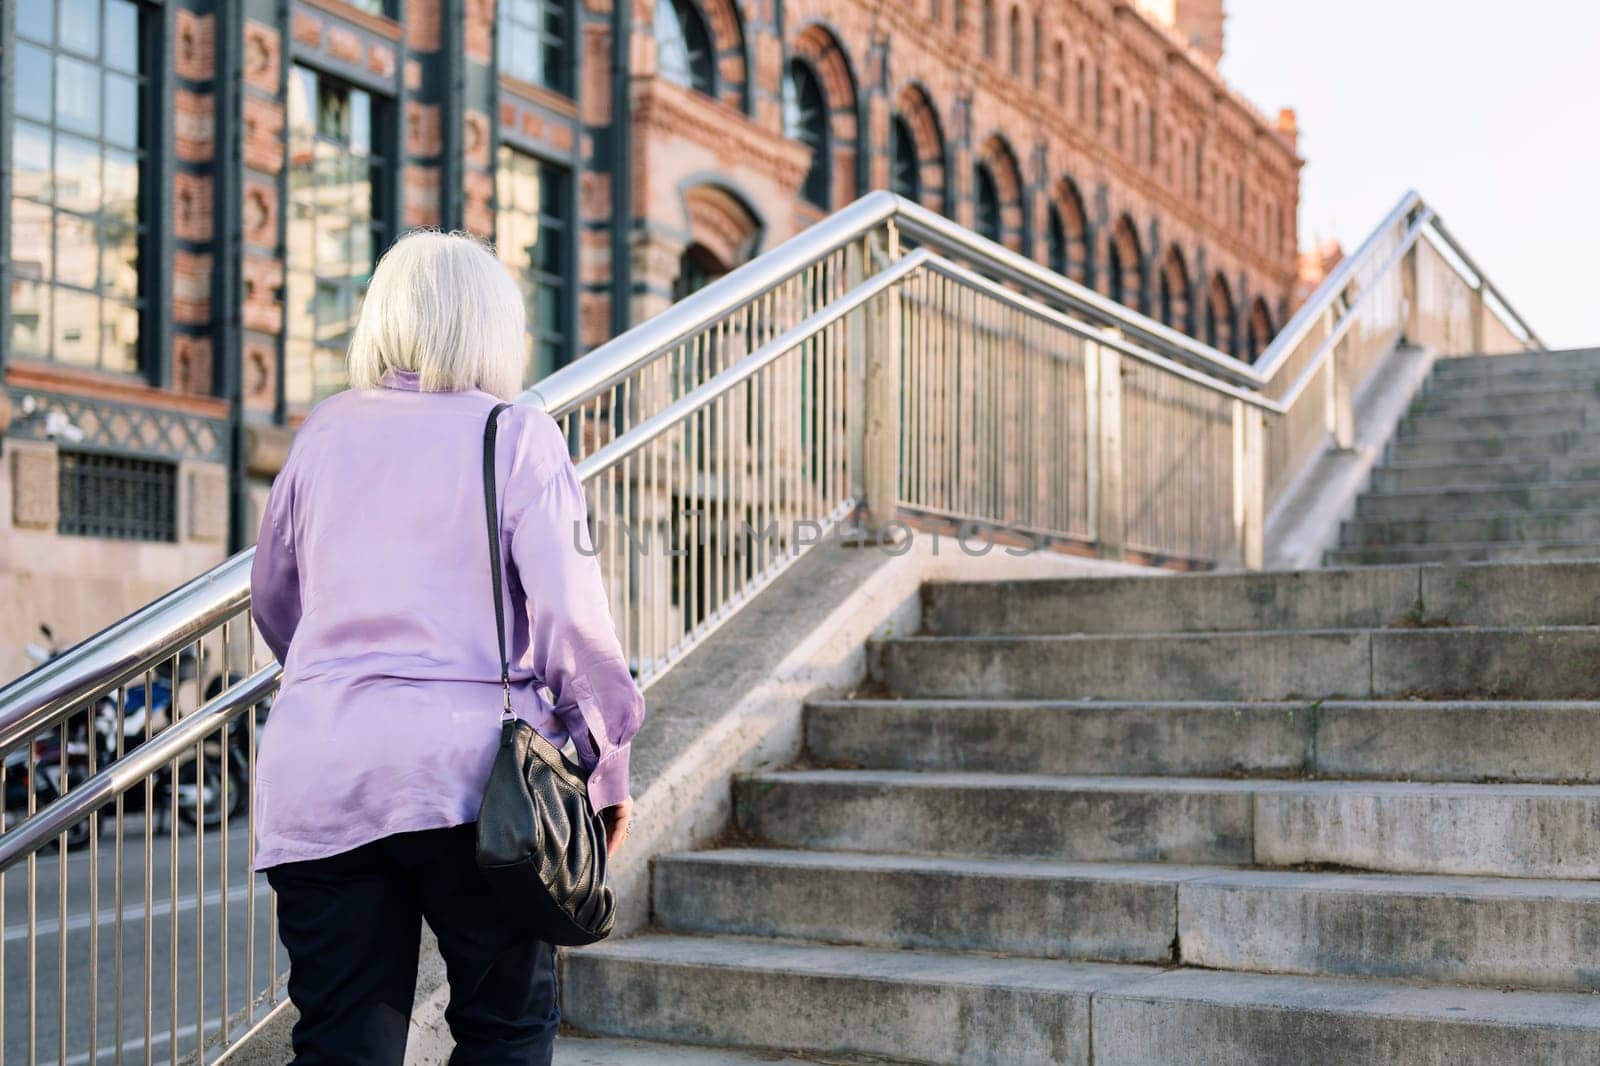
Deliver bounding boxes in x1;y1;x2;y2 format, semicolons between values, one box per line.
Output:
562;561;1600;1065
1329;348;1600;565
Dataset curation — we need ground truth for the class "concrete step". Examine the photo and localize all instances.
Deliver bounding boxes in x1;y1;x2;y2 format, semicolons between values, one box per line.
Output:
1326;539;1600;566
563;935;1600;1064
1396;406;1588;441
652;849;1201;963
1370;454;1600;493
561;933;1157;1065
1433;348;1600;378
653;849;1600;991
1387;429;1600;464
1180;868;1600;991
1341;507;1600;548
1424;364;1600;395
1093;968;1600;1065
806;699;1600;783
869;627;1600;701
1411;384;1600;417
924;562;1600;635
735;770;1600;877
556;1036;828;1064
1354;479;1600;518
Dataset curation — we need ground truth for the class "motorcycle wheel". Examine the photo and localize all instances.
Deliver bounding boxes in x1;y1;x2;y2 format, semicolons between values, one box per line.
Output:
176;752;245;828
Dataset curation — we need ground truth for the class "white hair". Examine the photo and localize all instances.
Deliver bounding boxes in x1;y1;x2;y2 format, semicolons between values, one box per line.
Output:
347;230;526;400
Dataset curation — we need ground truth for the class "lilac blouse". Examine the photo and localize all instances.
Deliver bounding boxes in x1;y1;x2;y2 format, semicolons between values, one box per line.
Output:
248;367;645;870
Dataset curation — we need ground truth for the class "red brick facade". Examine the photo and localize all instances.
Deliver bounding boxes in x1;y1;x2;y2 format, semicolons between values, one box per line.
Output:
624;0;1301;358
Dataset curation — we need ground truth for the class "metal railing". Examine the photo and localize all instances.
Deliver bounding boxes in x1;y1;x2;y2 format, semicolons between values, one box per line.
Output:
0;188;1538;1063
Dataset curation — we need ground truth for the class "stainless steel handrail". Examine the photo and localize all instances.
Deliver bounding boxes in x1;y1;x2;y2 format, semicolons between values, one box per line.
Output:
0;667;278;868
0;186;1542;743
0;553;254;751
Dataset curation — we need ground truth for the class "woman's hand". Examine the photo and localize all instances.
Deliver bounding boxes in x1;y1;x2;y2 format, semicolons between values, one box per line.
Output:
599;798;632;857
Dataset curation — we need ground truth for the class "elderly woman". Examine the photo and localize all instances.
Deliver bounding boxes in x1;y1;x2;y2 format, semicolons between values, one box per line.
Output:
249;231;645;1065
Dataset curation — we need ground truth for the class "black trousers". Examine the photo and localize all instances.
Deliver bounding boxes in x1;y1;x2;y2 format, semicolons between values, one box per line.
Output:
265;824;559;1065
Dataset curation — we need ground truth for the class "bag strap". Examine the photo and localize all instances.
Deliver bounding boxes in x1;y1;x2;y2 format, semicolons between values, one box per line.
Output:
483;402;514;721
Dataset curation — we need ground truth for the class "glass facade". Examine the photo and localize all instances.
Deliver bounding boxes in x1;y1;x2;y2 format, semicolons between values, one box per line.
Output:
495;146;571;385
499;0;572;94
7;0;146;373
284;65;383;407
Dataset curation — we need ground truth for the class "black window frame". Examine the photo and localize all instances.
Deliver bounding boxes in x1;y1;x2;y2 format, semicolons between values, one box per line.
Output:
3;0;159;380
495;144;575;385
973;162;1000;243
785;58;831;210
498;0;575;97
889;114;920;204
283;61;392;409
655;0;717;99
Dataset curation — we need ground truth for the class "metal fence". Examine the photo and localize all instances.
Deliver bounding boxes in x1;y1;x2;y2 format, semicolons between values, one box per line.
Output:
0;188;1541;1063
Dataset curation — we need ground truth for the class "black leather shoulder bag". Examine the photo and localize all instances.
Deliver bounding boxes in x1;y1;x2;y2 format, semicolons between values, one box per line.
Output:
473;402;617;946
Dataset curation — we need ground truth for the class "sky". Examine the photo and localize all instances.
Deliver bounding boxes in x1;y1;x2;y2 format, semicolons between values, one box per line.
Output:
1218;0;1599;348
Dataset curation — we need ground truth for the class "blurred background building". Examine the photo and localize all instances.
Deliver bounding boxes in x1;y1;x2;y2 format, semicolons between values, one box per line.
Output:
0;0;1300;678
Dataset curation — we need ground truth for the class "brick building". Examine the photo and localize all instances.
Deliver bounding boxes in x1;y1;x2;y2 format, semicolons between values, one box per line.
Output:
0;0;1300;678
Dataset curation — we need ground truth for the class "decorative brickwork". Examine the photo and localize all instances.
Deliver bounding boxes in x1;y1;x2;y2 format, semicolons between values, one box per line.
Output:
243;21;283;93
174;9;216;81
171;335;215;397
172;252;213;324
242;257;285;336
174;90;215;161
173;173;214;243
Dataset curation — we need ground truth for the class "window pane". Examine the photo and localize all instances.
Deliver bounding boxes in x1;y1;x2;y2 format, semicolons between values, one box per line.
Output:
103;300;140;372
105;0;140;71
9;198;54;280
18;0;56;44
103;217;139;300
349;90;372;155
59;0;101;58
10;279;53;357
55;134;103;214
103;148;139;221
56;54;102;135
54;212;99;287
104;72;139;147
15;44;53;122
53;287;99;366
13;122;54;202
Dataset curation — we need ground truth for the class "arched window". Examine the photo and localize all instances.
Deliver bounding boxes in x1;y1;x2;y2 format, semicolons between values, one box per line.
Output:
1007;6;1022;76
1047;206;1068;276
890;115;920;202
1158;245;1191;335
1047;178;1089;284
656;0;716;97
1206;273;1236;356
974;163;1001;242
982;0;995;57
1246;297;1274;363
674;243;726;301
1053;40;1066;105
1107;214;1143;312
785;58;831;208
1106;240;1124;306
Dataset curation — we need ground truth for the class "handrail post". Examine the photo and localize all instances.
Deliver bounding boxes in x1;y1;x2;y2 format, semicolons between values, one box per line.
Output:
1402;240;1422;346
846;235;869;508
861;230;903;532
1088;338;1125;561
1469;281;1486;354
1232;398;1265;570
1326;306;1354;451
